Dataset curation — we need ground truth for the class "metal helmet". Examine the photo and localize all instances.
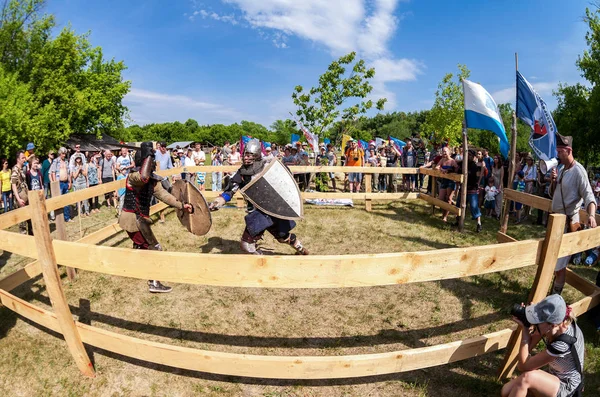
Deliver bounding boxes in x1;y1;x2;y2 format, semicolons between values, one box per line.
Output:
243;139;262;162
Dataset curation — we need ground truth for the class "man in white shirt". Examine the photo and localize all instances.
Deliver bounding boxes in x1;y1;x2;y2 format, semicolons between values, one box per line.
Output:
116;147;135;177
190;142;206;190
69;144;87;171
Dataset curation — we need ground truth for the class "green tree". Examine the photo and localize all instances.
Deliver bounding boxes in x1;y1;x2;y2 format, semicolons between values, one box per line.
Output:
0;0;130;155
422;64;470;146
269;119;296;144
292;51;386;139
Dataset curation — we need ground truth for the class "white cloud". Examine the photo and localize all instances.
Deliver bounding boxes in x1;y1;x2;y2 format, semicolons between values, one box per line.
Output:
188;9;239;24
124;88;243;125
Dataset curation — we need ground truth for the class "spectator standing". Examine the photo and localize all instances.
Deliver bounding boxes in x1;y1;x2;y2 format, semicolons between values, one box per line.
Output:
416;141;427;191
482;149;494;181
211;147;223;191
384;145;401;193
435;146;458;223
263;146;274;163
326;144;337;191
549;135;596;295
0;159;12;213
23;142;35;173
26;156;43;192
11;151;30;233
155;142;174;223
228;145;241;166
515;171;526;223
99;150;117;209
402;140;417;192
177;149;194;181
71;156;89;217
484;178;499;218
87;153;100;213
68;144;86;171
116;147;135;177
49;147;72;222
282;147;296;166
345;139;364;193
465;151;483;232
41;150;54;196
191;142;206;191
491;155;504;219
366;148;379;192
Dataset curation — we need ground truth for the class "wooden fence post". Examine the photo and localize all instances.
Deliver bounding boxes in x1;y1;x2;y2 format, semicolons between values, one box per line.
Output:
236;196;245;209
431;176;437;215
458;123;468;232
365;173;372;212
497;213;565;380
28;190;95;377
50;180;76;280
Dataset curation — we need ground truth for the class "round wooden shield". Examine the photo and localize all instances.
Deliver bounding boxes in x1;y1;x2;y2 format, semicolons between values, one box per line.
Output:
171;180;212;236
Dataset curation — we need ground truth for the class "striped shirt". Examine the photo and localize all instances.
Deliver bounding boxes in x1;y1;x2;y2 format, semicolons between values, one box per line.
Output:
546;323;584;393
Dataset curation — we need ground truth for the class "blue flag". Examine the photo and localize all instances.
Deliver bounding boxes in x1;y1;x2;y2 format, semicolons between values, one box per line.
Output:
291;134;300;145
388;136;406;152
359;140;369;150
323;138;331;145
516;71;557;162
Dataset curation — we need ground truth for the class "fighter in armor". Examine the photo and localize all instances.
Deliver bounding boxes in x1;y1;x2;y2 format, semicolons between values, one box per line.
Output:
118;142;193;293
209;139;309;255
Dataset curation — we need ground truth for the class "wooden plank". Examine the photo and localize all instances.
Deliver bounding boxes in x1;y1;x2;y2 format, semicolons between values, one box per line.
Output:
157;165;420;176
0;287;515;379
419;167;464;183
497;232;518;244
51;181;76;281
0;206;30;230
419;193;461;216
570;290;600;317
498;214;565;380
0;201;170;293
48;238;542;288
566;268;600;296
0;261;42;292
365;174;372;212
503;189;552;212
558;226;600;257
0;229;38;258
28;190;95;377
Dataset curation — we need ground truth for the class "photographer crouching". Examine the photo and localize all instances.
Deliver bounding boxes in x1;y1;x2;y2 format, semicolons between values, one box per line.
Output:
501;295;584;397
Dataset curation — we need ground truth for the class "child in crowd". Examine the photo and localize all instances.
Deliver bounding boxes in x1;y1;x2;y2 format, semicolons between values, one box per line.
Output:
484;177;498;218
116;172;126;216
515;171;526;223
26;156;43;192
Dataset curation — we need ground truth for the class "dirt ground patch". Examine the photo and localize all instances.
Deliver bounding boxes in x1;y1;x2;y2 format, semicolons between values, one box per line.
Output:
0;199;598;397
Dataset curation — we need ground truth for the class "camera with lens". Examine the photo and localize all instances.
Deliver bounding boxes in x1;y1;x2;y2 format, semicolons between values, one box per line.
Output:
353;157;359;161
510;303;531;328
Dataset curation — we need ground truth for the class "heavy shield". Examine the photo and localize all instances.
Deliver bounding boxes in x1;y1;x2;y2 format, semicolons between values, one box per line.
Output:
240;160;303;220
171;180;212;235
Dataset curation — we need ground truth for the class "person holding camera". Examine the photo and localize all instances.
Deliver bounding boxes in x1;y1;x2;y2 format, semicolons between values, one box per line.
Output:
502;294;583;397
549;134;596;295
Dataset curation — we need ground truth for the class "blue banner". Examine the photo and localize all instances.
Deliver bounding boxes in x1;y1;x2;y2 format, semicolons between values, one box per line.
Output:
359;140;369;150
516;71;557;162
323;138;331;145
388;136;406;152
291;134;300;145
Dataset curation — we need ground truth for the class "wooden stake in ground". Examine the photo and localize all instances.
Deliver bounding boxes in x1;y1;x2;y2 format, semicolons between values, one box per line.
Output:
50;180;76;281
458;122;468;232
365;173;372;212
27;190;95;377
77;201;83;239
497;213;566;380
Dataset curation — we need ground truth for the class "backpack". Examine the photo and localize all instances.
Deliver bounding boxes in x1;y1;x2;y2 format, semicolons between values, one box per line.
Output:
545;322;584;397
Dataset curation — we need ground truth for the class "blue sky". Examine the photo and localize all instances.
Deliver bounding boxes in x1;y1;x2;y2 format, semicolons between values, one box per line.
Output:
46;0;591;127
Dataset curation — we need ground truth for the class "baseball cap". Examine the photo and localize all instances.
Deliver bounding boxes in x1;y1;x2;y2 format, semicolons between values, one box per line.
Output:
517;171;524;178
177;149;184;154
265;146;272;151
525;294;567;325
26;142;35;151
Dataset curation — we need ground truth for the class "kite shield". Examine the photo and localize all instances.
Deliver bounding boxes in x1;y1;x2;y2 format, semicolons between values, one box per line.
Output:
171;180;212;236
240;160;303;220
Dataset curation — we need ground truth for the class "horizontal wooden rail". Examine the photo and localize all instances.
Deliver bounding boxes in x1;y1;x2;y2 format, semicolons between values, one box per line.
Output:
158;165;420;176
497;232;517;244
566;268;600;296
503;189;552;212
0;231;542;288
0;202;169;292
3;283;597;379
419;193;461;216
0;288;513;379
419;167;464;183
558;226;600;257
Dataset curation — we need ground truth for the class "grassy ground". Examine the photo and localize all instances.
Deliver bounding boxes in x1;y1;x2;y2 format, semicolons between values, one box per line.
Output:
0;198;599;397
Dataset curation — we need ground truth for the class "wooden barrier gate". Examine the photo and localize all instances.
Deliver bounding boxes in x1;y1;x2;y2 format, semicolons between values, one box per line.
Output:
0;171;598;381
418;167;465;221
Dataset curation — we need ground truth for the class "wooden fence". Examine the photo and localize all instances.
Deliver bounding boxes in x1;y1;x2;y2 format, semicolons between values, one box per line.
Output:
417;167;465;219
0;179;598;380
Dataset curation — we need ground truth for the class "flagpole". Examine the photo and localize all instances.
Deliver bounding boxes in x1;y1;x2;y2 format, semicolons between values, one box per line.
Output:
498;52;523;381
458;120;468;232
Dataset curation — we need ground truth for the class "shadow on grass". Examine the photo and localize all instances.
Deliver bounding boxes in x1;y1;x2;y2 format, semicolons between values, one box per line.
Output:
0;250;13;271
